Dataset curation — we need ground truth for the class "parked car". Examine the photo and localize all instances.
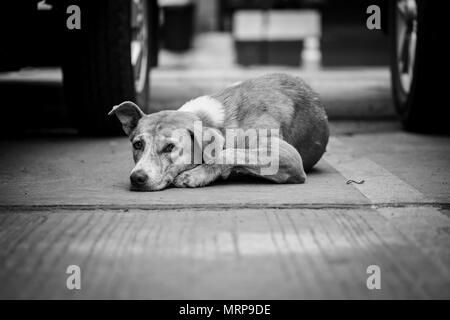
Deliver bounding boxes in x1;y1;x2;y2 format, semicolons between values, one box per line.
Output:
389;0;447;132
0;0;159;135
0;0;445;134
221;0;447;132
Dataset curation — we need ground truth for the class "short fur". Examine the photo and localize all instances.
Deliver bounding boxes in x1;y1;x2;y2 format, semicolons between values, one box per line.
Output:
109;73;329;191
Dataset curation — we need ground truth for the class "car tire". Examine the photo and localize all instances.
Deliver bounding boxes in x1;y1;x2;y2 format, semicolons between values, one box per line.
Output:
62;0;157;135
389;0;447;133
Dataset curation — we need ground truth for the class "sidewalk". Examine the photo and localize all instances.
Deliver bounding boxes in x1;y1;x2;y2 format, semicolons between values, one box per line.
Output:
1;122;449;299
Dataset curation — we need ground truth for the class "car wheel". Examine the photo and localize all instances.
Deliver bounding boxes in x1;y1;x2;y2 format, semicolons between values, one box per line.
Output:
390;0;447;133
62;0;157;135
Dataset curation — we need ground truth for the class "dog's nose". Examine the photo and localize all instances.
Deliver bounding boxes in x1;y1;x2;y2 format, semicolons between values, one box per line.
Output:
130;170;148;187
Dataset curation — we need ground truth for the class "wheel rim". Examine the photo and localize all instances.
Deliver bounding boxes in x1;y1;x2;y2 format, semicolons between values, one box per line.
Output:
395;0;417;94
131;0;149;94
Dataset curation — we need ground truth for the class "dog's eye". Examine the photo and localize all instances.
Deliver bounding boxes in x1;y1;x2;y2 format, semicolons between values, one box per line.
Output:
133;141;143;150
162;143;175;153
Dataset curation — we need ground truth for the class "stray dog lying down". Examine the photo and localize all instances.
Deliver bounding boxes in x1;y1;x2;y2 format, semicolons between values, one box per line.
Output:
109;73;329;191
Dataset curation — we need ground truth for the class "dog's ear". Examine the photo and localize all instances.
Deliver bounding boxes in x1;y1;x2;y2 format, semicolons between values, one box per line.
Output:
108;101;145;135
190;127;225;164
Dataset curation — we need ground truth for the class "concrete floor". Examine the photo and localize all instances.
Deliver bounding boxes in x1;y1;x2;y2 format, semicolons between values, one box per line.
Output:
0;121;449;299
0;33;449;299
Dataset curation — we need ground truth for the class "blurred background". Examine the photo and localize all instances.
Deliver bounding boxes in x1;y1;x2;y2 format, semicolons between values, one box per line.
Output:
0;0;444;135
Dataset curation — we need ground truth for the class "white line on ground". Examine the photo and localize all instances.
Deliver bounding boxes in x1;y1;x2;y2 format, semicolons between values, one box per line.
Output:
324;137;433;205
326;137;450;281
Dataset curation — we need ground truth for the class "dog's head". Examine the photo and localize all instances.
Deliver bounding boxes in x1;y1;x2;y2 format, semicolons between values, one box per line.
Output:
109;101;223;191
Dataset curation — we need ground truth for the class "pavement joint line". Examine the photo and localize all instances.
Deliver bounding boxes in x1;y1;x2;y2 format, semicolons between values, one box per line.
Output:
0;202;447;213
324;137;434;205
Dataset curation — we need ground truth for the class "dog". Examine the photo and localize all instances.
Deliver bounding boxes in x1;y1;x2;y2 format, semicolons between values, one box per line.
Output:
108;73;329;191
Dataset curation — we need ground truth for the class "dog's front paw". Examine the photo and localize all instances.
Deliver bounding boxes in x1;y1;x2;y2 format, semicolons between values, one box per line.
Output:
173;170;208;188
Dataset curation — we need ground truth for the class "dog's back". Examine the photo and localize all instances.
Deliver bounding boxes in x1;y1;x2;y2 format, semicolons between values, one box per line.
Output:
212;73;329;170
